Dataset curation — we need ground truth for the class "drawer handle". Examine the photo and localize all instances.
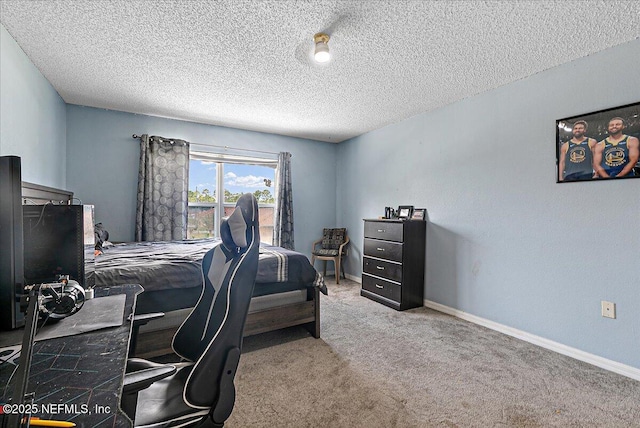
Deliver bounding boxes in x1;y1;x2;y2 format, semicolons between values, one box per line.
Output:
376;266;385;270
377;229;385;233
376;247;385;251
375;284;384;289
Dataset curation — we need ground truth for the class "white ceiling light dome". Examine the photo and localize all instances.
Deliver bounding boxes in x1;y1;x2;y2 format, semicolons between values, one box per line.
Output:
314;33;330;63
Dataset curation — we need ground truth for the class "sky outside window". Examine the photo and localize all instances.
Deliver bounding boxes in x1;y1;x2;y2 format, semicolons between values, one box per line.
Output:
189;160;217;200
189;160;275;201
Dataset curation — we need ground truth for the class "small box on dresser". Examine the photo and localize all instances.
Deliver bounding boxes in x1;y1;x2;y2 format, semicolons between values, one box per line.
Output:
361;219;426;310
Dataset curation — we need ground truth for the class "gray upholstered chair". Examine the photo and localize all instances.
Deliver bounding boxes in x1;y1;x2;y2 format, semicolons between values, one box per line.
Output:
122;193;260;427
311;228;349;284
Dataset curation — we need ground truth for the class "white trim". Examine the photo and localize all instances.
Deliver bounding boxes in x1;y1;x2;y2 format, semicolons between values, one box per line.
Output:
345;273;362;283
423;299;640;382
191;150;278;166
342;274;638;379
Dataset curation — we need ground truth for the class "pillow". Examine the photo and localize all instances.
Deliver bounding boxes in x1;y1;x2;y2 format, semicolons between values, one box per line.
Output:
321;228;346;250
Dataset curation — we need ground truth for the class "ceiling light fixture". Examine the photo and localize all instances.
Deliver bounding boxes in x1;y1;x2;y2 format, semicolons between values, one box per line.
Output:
314;33;330;63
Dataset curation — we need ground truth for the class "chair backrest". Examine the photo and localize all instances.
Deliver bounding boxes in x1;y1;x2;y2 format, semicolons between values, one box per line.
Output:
171;193;260;410
321;228;347;249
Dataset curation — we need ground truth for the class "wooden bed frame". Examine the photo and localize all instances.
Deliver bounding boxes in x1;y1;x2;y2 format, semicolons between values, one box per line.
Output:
20;182;321;358
135;287;320;358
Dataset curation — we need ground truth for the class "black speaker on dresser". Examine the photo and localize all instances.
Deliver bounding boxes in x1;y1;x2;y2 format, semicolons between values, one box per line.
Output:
0;156;25;330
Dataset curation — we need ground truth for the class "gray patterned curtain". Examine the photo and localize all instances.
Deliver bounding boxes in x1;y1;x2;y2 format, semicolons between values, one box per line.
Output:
273;152;294;249
135;134;190;241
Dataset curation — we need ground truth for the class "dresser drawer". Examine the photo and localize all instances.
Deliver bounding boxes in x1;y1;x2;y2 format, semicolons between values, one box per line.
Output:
363;256;402;283
364;221;403;242
362;274;401;303
364;238;403;263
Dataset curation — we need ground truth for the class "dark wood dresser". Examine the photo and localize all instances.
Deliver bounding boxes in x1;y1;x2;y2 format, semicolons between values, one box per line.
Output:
361;219;426;310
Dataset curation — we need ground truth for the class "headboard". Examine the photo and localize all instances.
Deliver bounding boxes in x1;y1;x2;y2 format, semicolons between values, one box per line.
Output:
21;181;73;205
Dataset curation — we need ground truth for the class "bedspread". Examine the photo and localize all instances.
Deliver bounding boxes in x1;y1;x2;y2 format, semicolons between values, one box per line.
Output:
94;238;327;295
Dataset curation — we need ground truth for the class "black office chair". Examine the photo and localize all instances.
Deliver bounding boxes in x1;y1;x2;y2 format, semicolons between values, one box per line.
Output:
122;193;260;427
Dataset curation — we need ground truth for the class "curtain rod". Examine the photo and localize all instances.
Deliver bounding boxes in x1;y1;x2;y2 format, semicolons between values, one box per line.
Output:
131;134;283;157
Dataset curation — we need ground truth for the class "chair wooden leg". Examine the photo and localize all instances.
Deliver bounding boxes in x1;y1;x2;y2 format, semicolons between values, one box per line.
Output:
341;257;346;280
323;260;327;276
335;257;340;284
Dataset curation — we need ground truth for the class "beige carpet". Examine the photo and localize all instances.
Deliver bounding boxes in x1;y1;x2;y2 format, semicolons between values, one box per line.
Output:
225;278;640;427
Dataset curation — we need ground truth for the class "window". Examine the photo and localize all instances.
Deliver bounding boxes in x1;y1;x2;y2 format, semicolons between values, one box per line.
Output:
187;152;276;244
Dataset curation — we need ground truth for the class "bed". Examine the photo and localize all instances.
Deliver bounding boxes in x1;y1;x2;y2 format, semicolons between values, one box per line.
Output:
95;239;326;356
20;182;326;357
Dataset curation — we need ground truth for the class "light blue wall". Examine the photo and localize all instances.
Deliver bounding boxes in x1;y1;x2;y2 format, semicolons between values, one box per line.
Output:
4;16;638;370
337;39;640;369
0;25;67;187
65;105;337;254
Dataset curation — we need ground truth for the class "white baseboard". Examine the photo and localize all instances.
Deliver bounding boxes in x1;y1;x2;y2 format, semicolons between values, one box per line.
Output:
345;273;361;283
322;272;362;283
423;299;640;382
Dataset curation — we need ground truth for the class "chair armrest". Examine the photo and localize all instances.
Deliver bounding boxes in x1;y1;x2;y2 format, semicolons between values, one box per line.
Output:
128;312;165;327
127;357;168;372
338;236;350;255
123;359;176;394
312;239;323;251
127;312;165;358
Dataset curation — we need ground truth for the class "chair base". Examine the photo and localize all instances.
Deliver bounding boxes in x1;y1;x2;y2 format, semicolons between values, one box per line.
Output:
311;255;346;284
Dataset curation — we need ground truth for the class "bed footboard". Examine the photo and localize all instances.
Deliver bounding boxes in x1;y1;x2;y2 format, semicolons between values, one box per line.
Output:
244;287;320;338
134;287;321;358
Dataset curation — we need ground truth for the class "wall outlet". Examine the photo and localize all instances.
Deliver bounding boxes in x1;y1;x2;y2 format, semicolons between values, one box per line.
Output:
601;301;616;319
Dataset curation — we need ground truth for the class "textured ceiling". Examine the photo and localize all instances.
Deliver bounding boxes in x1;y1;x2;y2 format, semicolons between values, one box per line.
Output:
1;1;639;143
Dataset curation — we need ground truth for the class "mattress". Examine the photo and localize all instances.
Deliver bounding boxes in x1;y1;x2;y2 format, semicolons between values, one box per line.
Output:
95;238;326;313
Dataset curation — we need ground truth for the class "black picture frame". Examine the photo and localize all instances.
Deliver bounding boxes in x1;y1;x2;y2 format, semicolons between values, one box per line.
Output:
397;205;414;219
556;101;640;183
411;208;426;220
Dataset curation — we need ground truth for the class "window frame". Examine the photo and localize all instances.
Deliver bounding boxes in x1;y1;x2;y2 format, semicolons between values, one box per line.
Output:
188;151;278;243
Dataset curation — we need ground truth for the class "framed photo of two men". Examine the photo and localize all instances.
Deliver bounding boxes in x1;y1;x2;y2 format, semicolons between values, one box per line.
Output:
556;101;640;183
